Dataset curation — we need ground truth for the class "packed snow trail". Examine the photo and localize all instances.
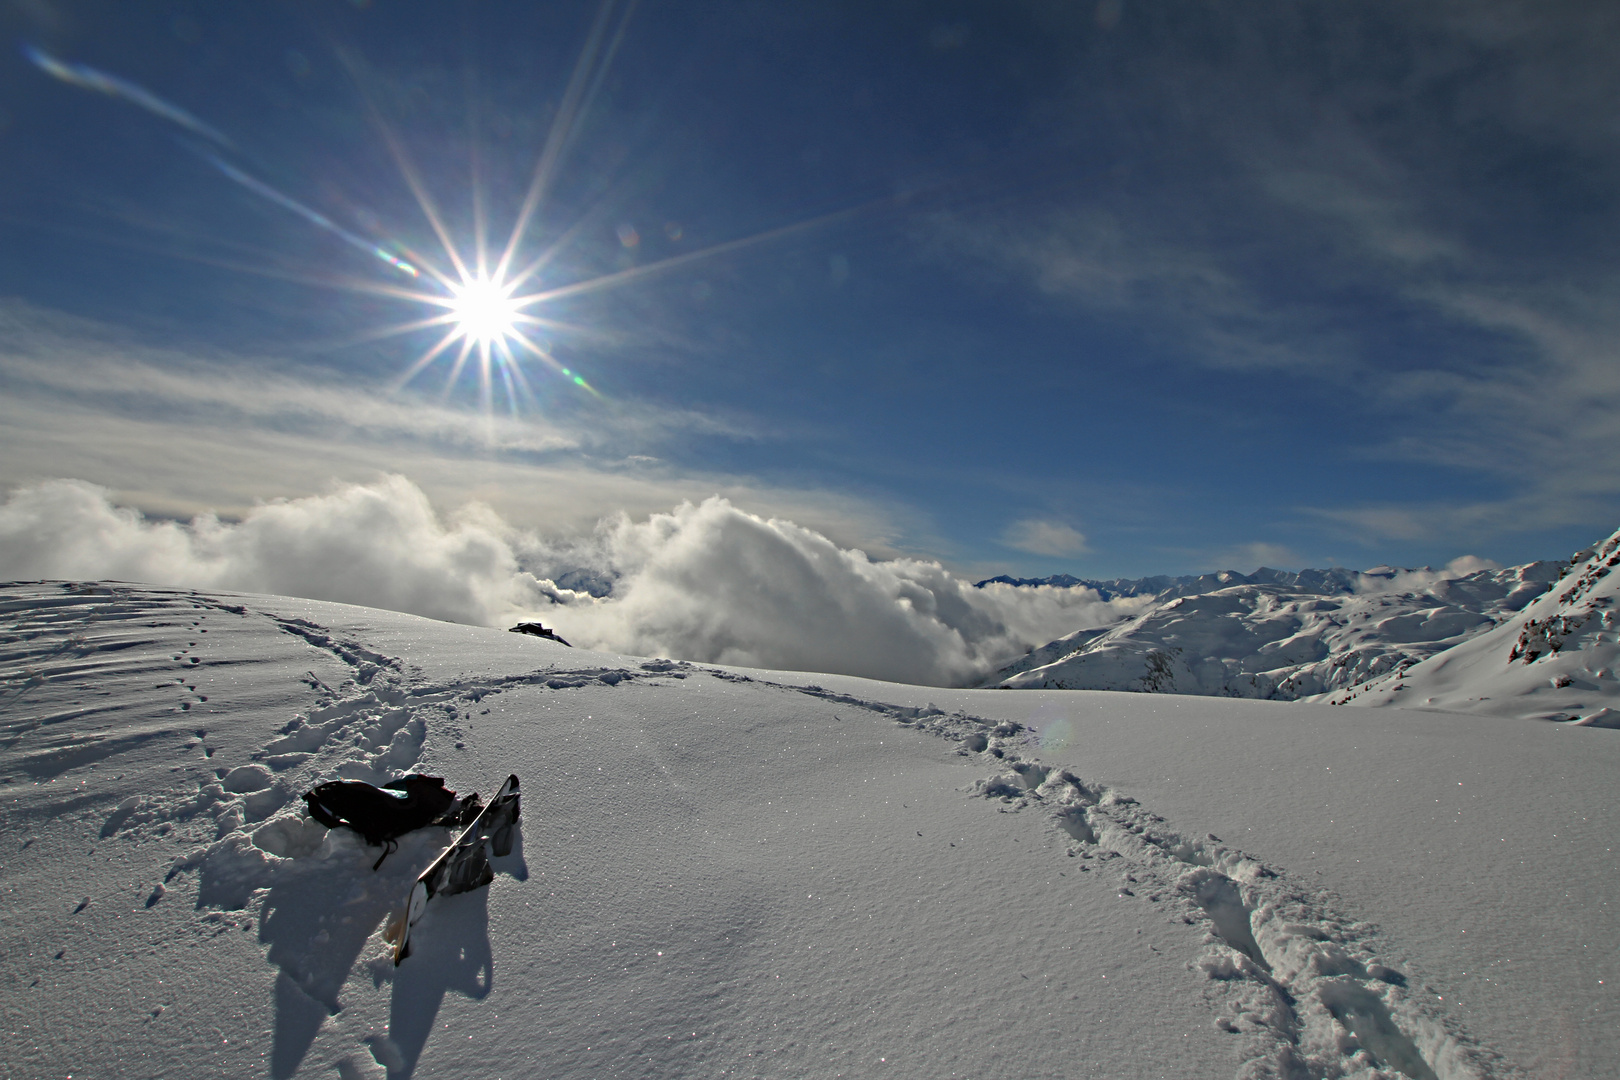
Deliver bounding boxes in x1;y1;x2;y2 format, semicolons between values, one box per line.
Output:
3;582;1612;1078
746;678;1499;1080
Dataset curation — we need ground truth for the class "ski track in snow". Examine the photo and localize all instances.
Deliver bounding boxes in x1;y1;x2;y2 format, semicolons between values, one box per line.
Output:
0;582;1515;1080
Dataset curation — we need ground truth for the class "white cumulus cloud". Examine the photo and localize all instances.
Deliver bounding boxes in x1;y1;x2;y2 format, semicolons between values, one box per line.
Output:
542;499;1134;685
0;476;539;626
0;476;1142;686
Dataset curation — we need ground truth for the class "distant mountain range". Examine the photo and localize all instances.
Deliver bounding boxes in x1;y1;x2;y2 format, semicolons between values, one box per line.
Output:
976;531;1620;726
978;565;1409;602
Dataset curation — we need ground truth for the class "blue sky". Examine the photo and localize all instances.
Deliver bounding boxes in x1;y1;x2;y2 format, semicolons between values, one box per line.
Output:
2;0;1617;580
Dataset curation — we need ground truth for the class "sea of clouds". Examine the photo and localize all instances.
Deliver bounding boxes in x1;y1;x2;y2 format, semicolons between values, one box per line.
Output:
0;475;1147;686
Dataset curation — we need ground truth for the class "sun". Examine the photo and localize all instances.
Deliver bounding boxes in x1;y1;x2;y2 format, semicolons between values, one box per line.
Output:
447;273;521;346
333;0;845;417
32;0;862;427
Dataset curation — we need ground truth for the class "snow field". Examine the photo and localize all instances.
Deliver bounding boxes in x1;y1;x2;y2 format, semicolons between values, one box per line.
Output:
2;582;1615;1078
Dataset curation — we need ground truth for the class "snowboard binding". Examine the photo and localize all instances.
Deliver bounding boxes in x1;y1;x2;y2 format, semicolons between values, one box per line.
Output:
384;774;521;964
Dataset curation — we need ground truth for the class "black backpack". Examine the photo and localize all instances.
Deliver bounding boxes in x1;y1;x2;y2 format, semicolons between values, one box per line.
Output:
303;774;472;869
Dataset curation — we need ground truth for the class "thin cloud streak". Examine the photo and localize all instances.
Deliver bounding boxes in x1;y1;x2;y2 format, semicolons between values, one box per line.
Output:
1000;518;1088;557
26;44;419;280
0;299;756;454
25;43;233;147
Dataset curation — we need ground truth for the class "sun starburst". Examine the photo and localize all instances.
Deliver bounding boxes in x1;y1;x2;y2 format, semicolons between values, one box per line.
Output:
388;257;597;414
28;0;878;440
447;273;521;346
273;0;858;425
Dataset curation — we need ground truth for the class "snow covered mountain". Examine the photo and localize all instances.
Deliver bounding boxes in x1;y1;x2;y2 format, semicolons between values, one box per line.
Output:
4;579;1615;1078
1341;528;1620;725
977;566;1370;602
981;558;1567;708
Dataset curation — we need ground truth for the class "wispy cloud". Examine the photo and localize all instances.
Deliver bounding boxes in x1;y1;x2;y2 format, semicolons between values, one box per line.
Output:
1294;280;1620;543
0;300;908;552
999;518;1088;557
0;300;764;455
1209;541;1302;573
926;207;1352;374
929;1;1620;548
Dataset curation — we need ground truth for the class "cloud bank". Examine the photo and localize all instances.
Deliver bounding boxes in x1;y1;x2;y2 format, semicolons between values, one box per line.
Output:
0;476;1142;686
539;501;1137;685
0;476;527;626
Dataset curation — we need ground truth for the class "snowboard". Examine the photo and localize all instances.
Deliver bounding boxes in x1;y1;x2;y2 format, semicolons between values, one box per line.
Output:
384;773;520;964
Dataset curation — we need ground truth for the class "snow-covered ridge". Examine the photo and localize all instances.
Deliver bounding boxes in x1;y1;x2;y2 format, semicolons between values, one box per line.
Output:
1341;527;1620;725
981;557;1568;709
977;565;1371;602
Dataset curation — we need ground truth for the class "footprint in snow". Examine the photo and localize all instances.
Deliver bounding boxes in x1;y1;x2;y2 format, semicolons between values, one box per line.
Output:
955;738;1472;1080
756;675;1491;1080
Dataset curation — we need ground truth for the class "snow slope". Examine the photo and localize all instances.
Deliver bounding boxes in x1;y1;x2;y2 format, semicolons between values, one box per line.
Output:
985;563;1562;705
1344;527;1620;724
1;581;1615;1079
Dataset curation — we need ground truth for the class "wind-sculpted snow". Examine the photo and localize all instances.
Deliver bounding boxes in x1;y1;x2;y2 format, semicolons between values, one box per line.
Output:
986;561;1562;706
6;581;1611;1077
0;582;553;1076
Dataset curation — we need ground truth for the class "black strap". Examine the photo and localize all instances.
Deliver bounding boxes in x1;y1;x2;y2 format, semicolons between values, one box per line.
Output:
372;837;398;871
